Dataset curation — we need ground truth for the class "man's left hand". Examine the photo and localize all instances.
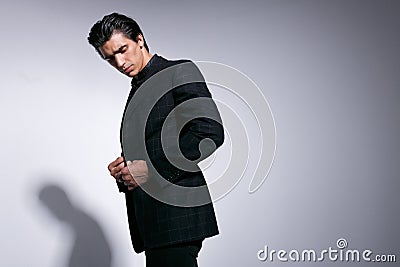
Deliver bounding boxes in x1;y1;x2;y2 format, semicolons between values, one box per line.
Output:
121;160;149;190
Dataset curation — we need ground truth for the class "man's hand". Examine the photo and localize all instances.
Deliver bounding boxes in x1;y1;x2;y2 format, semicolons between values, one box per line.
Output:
121;160;149;190
107;156;125;182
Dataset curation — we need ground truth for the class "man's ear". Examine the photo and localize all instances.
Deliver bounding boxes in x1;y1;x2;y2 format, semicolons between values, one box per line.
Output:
136;34;144;48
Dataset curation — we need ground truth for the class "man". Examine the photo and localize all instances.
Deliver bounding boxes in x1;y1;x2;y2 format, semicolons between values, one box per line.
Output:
88;13;224;267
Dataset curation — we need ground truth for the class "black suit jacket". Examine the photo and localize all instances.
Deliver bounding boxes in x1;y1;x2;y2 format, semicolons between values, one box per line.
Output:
118;55;224;252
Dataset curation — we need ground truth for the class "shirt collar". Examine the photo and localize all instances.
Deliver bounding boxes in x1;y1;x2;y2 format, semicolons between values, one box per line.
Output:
132;54;159;86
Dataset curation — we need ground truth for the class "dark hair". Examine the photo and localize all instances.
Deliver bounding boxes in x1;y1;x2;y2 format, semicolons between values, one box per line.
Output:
88;12;149;57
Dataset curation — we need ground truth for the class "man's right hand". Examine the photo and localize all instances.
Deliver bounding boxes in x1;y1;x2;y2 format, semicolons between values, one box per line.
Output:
108;156;125;182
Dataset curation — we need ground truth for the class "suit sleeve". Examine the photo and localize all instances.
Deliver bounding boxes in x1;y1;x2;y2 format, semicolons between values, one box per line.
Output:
148;61;224;187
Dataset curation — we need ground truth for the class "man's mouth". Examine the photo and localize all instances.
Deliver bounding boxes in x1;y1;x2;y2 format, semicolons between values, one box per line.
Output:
124;65;134;74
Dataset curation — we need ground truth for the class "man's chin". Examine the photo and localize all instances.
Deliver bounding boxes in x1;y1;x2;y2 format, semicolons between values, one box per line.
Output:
123;72;134;77
125;70;138;78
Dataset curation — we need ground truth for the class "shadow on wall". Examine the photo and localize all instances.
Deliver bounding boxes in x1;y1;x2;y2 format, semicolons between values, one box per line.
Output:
38;183;113;267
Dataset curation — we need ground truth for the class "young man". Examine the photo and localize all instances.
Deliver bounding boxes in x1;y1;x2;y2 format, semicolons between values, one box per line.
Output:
88;13;224;267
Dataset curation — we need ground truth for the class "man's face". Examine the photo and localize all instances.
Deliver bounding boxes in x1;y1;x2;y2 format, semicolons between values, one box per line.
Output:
99;32;146;77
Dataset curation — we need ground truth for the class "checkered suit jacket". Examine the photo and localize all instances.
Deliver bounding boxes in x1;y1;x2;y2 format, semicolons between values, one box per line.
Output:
118;55;224;253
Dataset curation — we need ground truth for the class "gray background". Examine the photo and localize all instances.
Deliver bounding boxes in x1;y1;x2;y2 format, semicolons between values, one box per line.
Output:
0;0;399;266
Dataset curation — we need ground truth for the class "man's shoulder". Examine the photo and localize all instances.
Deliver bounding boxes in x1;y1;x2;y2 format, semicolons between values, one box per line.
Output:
157;55;192;67
154;55;203;83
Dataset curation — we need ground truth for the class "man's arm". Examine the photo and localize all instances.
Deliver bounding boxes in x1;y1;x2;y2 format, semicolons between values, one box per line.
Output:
148;61;224;187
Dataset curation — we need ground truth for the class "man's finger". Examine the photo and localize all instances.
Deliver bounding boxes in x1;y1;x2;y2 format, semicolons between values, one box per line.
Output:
126;179;138;188
110;161;126;177
123;177;136;187
110;168;120;178
122;172;133;181
108;157;124;171
127;185;136;190
121;166;131;176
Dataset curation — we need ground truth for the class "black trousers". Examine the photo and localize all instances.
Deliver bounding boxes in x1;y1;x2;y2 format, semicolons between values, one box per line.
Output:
145;240;202;267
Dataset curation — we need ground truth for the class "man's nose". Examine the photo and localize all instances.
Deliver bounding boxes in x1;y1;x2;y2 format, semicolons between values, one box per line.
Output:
115;54;125;69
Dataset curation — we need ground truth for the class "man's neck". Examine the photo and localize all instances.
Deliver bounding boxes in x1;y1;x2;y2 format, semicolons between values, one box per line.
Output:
143;52;153;68
134;52;154;80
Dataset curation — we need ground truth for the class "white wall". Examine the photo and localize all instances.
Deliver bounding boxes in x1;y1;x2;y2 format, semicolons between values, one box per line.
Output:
1;1;399;266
